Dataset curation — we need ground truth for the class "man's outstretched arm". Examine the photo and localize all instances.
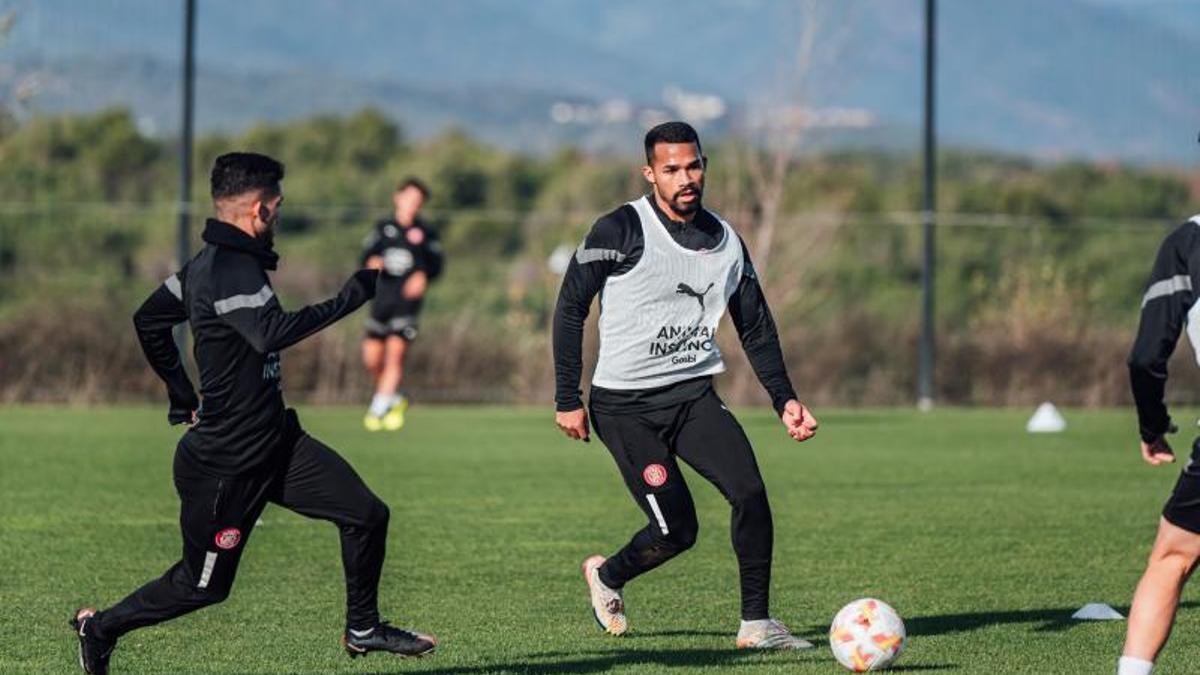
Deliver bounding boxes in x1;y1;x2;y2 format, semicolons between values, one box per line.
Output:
133;272;198;424
215;255;378;354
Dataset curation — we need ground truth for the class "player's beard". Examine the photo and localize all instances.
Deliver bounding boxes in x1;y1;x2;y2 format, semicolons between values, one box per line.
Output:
665;184;703;216
257;206;279;248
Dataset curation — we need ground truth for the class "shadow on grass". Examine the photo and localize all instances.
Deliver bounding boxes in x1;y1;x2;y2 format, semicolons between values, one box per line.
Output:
315;646;956;674
800;601;1199;638
620;628;728;639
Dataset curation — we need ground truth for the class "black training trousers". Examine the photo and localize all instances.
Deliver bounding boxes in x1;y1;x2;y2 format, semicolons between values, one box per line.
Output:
94;412;390;639
590;388;774;620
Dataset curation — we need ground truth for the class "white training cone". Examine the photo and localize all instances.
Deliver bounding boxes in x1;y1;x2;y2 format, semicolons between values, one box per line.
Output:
1072;603;1124;621
1026;402;1066;433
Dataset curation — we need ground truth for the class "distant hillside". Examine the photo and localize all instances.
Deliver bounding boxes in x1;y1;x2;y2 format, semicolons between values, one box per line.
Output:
6;0;1199;163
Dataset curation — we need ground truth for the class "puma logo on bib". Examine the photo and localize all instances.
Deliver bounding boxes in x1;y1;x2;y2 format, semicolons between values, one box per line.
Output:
675;282;714;310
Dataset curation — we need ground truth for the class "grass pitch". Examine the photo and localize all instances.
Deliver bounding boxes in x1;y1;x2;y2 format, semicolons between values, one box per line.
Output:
1;404;1196;673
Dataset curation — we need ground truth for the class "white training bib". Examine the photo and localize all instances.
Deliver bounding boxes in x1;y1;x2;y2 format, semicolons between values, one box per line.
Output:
592;196;744;390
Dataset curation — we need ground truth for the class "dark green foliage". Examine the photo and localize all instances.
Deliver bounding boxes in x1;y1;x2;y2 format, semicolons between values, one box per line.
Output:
0;108;1196;405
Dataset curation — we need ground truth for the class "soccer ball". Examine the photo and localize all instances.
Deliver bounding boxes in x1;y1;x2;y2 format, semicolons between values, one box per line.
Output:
829;598;906;672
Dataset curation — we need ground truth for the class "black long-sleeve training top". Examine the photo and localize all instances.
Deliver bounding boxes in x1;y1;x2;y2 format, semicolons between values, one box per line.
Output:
553;196;797;416
1129;215;1200;443
134;219;376;476
360;217;444;296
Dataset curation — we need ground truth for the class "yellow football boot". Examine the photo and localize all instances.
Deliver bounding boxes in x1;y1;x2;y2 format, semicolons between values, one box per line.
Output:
382;397;409;431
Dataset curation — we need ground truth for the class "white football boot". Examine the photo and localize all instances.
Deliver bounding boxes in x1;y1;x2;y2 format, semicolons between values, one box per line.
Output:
582;555;627;635
736;618;814;650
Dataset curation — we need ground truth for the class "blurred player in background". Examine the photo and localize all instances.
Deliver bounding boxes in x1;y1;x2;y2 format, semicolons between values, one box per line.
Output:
360;178;443;431
1120;207;1200;675
552;121;819;649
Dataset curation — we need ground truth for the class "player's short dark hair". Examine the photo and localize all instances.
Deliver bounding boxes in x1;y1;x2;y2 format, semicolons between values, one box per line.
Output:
644;121;702;164
396;176;431;199
210;152;285;201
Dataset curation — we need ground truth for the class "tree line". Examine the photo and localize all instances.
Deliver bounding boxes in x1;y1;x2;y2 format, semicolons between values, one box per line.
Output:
0;107;1196;408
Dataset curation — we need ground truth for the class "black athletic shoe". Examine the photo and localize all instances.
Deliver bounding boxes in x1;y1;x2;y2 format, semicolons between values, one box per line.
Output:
70;608;115;675
341;621;437;659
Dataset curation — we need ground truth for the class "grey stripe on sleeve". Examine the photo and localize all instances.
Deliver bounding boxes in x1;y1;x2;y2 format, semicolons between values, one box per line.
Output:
1141;275;1193;308
575;245;627;265
214;284;275;315
164;274;183;300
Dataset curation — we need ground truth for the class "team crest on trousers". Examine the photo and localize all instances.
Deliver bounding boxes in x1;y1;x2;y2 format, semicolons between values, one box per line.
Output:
214;527;241;550
643;464;668;487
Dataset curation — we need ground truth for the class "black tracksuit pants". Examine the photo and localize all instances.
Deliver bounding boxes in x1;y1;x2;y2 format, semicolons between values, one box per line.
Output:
94;415;390;640
590;389;774;621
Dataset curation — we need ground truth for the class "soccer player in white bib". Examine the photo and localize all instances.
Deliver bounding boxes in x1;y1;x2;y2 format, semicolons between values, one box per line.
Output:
1120;210;1200;675
552;121;819;649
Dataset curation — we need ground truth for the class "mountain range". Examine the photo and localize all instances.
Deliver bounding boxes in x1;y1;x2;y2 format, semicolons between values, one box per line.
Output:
4;0;1198;164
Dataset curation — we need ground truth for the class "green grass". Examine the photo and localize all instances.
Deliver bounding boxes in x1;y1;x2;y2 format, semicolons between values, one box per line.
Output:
1;404;1197;673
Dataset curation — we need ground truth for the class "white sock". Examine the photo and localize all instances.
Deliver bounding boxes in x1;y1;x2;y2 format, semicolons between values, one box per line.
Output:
368;393;392;417
1117;656;1154;675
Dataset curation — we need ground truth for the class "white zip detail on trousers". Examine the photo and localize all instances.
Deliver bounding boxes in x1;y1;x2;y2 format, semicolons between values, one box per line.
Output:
645;494;669;535
197;551;217;589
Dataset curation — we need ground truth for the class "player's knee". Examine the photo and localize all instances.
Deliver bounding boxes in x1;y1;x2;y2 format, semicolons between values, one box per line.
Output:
1128;353;1157;373
340;497;389;532
169;561;233;606
730;482;769;511
668;518;699;552
187;579;232;607
639;526;696;567
362;346;382;370
202;583;232;605
656;507;698;553
364;497;390;530
1150;546;1200;577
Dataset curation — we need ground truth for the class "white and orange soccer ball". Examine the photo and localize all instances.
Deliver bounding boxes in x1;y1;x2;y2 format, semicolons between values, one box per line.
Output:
829;598;906;672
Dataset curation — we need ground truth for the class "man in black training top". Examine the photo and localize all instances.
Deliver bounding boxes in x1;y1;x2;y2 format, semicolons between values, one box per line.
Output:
552;122;819;649
1119;208;1200;675
70;153;436;675
359;178;443;431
